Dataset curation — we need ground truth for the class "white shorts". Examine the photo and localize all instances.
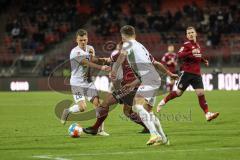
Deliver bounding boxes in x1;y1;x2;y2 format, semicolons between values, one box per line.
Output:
136;84;159;107
166;76;171;84
71;82;98;103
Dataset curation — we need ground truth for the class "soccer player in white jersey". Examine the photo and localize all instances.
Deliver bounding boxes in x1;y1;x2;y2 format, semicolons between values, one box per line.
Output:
61;29;110;136
82;42;178;139
111;25;176;145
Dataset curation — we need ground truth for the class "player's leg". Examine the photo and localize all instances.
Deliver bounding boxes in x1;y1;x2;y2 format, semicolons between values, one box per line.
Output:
72;100;87;112
91;96;109;136
83;93;117;135
61;97;86;124
157;72;190;112
145;104;169;145
192;75;219;121
157;89;183;111
132;90;161;145
169;78;175;92
166;76;174;92
85;82;110;136
119;89;149;133
122;104;149;133
61;85;88;124
91;96;100;107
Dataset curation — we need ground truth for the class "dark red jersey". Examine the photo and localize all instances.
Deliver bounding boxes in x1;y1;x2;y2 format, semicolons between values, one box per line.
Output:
161;52;177;73
110;50;136;85
178;40;205;75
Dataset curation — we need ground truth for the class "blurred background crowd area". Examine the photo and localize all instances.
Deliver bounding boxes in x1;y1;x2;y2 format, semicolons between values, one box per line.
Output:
0;0;240;77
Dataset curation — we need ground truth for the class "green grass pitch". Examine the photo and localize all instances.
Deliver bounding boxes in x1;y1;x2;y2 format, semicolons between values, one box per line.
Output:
0;91;240;160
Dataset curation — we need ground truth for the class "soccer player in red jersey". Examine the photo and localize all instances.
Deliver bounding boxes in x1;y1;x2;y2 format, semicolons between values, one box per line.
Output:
161;45;177;91
157;26;219;121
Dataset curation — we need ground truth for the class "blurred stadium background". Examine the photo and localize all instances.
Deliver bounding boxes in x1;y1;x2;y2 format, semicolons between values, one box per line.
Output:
1;1;240;160
0;0;240;91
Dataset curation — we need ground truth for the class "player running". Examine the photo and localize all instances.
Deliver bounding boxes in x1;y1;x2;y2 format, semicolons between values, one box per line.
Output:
109;43;177;133
114;25;176;145
157;26;219;121
161;45;177;92
61;29;110;136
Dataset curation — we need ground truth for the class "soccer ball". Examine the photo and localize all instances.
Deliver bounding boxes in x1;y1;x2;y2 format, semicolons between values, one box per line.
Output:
68;123;83;138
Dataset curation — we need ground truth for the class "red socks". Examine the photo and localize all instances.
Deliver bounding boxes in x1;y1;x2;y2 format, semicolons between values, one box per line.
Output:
165;91;178;103
92;106;109;130
198;95;209;113
167;84;174;92
128;112;146;128
165;91;209;114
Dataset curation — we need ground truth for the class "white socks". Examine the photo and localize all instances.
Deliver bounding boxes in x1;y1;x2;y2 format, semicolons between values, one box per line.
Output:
98;123;104;132
149;112;167;142
133;105;159;136
69;104;80;113
69;104;106;133
159;99;166;106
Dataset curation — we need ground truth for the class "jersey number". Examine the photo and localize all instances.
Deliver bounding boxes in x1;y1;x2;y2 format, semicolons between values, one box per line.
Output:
76;92;83;99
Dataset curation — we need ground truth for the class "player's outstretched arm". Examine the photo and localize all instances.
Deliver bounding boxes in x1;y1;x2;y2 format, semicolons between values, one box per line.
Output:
110;51;127;80
122;78;141;92
81;58;111;71
153;61;179;80
92;57;111;65
87;47;111;65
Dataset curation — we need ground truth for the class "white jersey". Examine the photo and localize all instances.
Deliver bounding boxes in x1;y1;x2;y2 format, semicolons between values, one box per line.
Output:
123;39;161;85
70;45;95;86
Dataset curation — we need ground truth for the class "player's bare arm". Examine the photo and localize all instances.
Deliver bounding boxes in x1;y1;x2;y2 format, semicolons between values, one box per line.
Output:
91;57;111;65
122;77;140;92
110;51;127;80
153;61;179;80
80;58;111;71
88;48;111;64
88;48;111;65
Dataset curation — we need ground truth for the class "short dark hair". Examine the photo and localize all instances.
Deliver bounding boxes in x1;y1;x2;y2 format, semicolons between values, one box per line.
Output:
120;25;135;37
76;29;87;37
186;26;196;32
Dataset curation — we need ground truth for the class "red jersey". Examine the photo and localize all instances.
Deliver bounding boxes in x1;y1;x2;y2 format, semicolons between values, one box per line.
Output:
161;52;177;73
110;50;136;85
178;40;204;75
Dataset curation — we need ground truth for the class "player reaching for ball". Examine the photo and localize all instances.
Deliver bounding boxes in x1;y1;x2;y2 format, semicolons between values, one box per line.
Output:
61;29;111;136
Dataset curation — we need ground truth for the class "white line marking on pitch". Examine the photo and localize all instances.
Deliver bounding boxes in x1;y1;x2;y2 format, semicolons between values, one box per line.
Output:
32;147;240;158
32;155;70;160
